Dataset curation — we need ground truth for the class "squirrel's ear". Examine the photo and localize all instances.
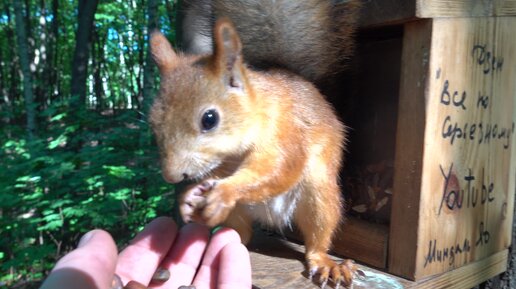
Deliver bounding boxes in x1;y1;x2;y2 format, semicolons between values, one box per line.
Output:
150;30;177;73
212;18;245;91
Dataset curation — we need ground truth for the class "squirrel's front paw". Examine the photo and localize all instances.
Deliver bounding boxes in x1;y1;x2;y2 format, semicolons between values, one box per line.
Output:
180;179;236;227
202;182;236;227
180;180;216;223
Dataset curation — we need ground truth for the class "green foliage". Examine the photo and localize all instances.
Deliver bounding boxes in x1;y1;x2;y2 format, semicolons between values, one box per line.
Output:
0;100;176;287
0;0;179;287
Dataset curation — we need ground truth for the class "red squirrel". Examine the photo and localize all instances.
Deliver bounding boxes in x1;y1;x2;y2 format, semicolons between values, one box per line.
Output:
149;0;360;287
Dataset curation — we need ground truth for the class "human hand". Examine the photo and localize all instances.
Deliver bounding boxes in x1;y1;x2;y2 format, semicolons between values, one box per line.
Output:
39;217;252;289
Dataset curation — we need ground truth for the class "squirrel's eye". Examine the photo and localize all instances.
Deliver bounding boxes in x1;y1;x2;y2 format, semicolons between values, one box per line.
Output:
201;109;219;132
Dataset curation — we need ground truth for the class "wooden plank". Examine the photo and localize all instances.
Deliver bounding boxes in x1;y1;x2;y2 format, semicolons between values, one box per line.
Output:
417;0;516;17
359;0;416;28
358;0;516;27
495;0;516;15
414;16;516;279
249;231;411;289
249;232;506;288
332;218;390;269
409;250;508;288
494;16;516;251
388;19;433;280
417;0;495;17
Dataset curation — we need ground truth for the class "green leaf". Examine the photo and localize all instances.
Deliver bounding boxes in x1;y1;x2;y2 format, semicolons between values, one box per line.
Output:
65;125;79;133
50;112;67;122
86;175;104;189
109;188;132;200
22;191;44;201
95;13;116;21
103;165;135;179
48;134;68;149
62;206;86;218
38;219;63;231
145;209;157;219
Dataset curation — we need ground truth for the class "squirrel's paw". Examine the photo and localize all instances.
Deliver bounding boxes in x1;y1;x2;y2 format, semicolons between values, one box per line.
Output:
180;180;214;223
180;179;235;227
202;181;236;227
307;255;359;289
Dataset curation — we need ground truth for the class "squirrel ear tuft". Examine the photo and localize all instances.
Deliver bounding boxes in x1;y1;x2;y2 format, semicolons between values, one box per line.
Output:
150;30;177;73
212;18;245;90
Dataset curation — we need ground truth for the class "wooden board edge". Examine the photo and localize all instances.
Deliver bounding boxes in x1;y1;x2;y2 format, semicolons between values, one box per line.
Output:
357;0;516;28
416;0;516;18
388;19;433;280
410;249;508;288
249;232;507;289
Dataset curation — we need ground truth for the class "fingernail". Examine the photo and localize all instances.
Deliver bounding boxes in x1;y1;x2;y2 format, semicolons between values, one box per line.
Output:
125;280;147;289
78;231;95;248
110;274;123;289
151;267;170;282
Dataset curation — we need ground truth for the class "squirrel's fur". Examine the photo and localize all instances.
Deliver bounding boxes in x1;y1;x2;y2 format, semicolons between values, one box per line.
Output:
180;0;360;82
150;1;360;287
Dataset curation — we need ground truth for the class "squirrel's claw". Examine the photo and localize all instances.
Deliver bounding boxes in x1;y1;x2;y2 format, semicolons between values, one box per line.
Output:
308;257;357;288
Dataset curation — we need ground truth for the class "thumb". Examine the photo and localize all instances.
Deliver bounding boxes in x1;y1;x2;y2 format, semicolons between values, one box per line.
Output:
40;230;118;289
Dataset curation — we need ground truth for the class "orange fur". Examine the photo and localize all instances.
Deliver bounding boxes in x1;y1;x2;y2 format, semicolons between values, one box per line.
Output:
150;19;355;287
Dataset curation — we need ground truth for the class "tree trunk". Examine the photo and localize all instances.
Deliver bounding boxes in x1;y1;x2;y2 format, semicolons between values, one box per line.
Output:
139;0;160;148
35;0;47;109
13;0;36;140
50;0;59;102
92;26;104;109
70;0;99;104
141;0;160;113
7;7;19;107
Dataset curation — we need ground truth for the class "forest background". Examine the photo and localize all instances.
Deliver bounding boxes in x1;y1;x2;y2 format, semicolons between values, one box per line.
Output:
0;0;178;287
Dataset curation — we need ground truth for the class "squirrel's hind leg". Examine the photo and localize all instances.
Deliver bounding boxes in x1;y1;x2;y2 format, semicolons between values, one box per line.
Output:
295;178;356;288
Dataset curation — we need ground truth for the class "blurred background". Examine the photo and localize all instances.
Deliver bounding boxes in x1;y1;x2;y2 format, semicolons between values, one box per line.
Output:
0;1;179;287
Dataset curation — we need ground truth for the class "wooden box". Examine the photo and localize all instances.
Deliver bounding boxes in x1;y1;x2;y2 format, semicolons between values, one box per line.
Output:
326;0;516;286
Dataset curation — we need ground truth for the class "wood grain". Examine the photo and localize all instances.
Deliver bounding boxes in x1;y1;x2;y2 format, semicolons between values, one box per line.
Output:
333;218;389;269
358;0;516;28
417;0;516;17
389;19;433;280
408;250;508;289
248;232;507;288
248;230;411;289
414;16;515;279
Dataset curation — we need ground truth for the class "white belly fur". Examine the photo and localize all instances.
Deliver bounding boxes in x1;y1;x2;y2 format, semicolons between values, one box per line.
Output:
244;185;302;230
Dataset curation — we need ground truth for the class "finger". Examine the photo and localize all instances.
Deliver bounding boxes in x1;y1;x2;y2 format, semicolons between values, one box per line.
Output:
116;217;178;285
40;230;118;289
218;242;252;289
192;228;241;289
151;223;210;289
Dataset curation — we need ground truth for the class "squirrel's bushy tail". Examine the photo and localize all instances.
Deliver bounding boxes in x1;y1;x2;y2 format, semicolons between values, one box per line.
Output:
180;0;361;83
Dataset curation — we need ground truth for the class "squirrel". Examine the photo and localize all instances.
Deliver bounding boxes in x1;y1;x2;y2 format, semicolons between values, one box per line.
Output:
149;0;361;287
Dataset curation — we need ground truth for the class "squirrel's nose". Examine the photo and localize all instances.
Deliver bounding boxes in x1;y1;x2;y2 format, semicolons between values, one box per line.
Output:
162;170;188;184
